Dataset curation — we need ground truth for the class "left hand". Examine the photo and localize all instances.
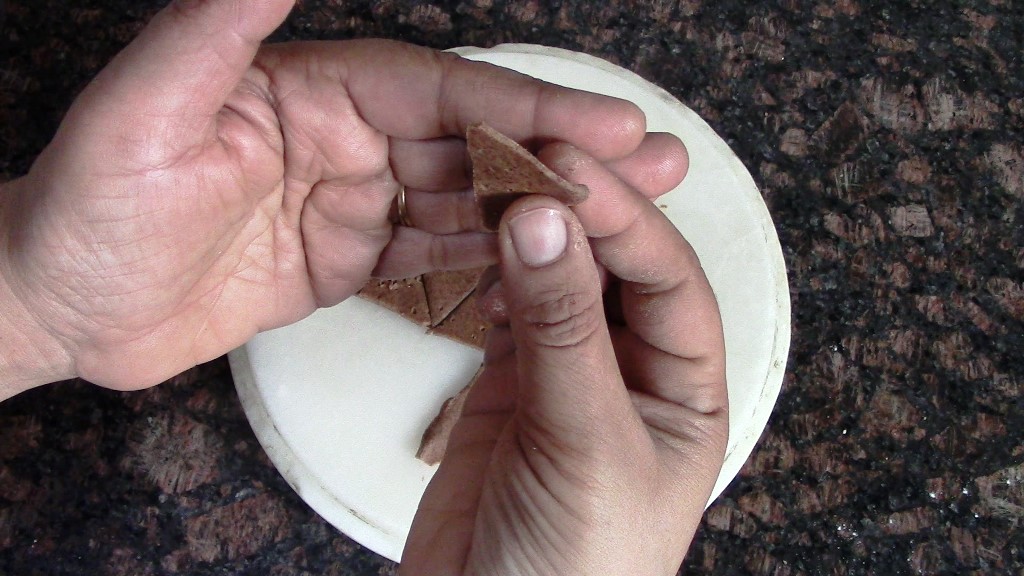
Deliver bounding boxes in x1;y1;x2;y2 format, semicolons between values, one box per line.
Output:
0;0;664;394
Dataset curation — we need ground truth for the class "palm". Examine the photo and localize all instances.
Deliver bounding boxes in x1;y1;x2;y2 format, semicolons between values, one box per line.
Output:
12;53;395;388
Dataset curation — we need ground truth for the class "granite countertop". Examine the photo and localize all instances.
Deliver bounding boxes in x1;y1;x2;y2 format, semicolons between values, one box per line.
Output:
2;1;1022;574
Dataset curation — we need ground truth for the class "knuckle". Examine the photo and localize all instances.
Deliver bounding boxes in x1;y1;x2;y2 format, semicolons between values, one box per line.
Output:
519;289;603;348
456;189;480;230
428;236;449;269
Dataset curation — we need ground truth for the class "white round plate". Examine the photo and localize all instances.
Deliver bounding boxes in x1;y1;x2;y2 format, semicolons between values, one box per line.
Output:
229;44;790;563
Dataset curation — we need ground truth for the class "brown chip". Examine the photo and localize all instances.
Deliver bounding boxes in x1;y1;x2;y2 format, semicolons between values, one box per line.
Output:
467;122;589;230
428;289;489;348
416;366;481;465
356;276;430;326
422;267;486;327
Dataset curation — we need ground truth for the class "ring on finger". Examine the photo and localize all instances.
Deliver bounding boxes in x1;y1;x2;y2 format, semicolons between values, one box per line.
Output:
397;185;414;228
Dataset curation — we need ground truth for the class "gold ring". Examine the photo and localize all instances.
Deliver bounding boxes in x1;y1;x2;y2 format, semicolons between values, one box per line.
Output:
397;185;414;228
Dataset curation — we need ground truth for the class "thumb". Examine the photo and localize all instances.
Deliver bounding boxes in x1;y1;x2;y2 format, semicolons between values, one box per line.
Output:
78;0;294;130
499;196;635;447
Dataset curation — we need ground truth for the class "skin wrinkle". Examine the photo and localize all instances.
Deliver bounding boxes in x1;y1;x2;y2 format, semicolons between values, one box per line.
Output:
330;133;387;179
626;288;695;345
505;464;566;560
114;124;199;175
516;287;603;349
613;330;727;413
267;205;306;279
279;115;330;185
247;52;282;111
0;206;78;372
522;352;619;435
224;81;278;150
306;176;391;230
524;500;577;574
515;395;624;489
640;402;720;457
427;233;453;270
216;110;275;185
294;104;394;301
493;476;555;576
82;225;163;263
89;255;203;332
625;290;723;362
525;81;548;148
186;279;231;365
230;247;273;287
200;214;274;279
200;222;277;337
305;63;389;176
66;158;267;350
62;243;147;298
262;60;389;196
640;381;729;439
258;84;320;184
515;506;586;575
434;50;462;136
302;225;380;284
513;426;592;528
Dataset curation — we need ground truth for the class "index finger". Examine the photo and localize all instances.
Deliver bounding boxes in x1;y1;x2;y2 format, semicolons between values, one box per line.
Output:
548;145;727;414
270;40;647;161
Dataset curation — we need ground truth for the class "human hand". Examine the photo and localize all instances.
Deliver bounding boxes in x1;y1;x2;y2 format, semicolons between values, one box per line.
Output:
0;0;656;396
401;145;728;575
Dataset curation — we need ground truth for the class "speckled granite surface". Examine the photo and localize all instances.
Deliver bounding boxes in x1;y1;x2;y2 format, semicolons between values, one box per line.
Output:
2;1;1023;574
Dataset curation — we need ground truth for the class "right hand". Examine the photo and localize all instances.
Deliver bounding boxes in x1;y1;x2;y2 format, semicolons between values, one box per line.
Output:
401;143;729;575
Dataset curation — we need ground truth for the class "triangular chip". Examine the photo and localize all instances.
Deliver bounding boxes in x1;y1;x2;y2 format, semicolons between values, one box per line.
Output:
428;289;489;348
467;123;589;230
356;276;430;327
423;267;486;327
416;366;481;465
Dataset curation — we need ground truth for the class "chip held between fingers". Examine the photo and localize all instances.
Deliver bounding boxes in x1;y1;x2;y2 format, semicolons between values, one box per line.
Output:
467;122;589;230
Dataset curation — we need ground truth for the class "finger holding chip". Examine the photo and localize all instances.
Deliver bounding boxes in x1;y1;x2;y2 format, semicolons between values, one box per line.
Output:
389;131;686;200
539;142;726;410
375;125;688;288
472;136;697;346
538;140;686;239
388;131;687;235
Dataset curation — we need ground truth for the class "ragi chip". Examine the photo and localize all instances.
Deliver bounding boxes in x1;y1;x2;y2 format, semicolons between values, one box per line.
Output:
467;122;589;230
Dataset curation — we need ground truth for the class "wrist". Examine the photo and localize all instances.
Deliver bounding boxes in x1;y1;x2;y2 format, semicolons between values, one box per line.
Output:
0;178;76;400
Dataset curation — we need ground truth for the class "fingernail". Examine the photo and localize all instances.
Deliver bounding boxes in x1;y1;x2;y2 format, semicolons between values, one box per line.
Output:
509;209;568;268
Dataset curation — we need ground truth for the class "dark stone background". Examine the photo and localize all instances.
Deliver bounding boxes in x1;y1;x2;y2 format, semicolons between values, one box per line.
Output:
2;1;1022;574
